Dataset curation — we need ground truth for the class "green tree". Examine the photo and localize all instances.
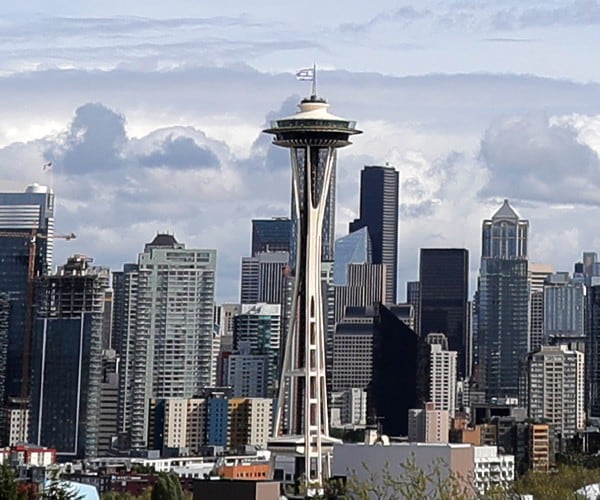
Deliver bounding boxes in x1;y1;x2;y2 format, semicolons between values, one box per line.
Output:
41;479;84;500
101;493;135;500
510;464;600;499
0;463;27;500
344;457;475;500
150;473;184;500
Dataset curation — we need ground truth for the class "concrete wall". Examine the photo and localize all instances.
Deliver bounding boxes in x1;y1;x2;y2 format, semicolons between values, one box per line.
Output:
333;443;475;496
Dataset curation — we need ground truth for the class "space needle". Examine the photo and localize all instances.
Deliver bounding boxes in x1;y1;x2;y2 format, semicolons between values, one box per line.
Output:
264;68;361;494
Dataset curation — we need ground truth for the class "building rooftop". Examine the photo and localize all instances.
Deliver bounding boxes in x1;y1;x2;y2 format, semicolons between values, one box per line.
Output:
491;199;520;220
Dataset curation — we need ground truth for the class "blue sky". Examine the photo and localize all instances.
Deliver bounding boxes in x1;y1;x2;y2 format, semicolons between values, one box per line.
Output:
0;1;599;300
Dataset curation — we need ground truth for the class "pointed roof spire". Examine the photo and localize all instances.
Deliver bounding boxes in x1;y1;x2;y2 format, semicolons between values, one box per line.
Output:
492;199;520;220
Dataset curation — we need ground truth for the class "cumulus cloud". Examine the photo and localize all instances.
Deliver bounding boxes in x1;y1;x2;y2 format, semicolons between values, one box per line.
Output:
1;67;600;300
45;102;127;174
478;113;600;205
138;134;220;169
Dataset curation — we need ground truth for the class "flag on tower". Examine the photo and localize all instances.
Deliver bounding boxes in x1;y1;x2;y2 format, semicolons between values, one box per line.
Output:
43;161;52;171
295;68;314;81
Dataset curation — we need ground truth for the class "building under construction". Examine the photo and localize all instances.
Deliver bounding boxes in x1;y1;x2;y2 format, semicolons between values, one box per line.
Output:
29;254;110;459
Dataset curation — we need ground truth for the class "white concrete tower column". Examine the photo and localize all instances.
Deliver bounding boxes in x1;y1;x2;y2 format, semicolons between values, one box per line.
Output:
264;92;361;494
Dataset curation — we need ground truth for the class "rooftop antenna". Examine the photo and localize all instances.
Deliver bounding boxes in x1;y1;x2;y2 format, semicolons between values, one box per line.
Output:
311;62;317;98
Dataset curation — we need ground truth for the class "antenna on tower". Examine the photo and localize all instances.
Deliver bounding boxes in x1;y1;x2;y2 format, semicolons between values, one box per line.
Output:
311;62;317;98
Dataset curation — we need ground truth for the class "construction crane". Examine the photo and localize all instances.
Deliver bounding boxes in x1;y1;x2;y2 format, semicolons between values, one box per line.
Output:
0;229;76;398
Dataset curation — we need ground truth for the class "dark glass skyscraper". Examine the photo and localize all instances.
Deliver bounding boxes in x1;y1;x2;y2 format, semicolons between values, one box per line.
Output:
419;248;469;376
0;184;54;401
251;217;291;256
349;165;399;304
477;200;529;401
368;304;426;436
586;283;600;417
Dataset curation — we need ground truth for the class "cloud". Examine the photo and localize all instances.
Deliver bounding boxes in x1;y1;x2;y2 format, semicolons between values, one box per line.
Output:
478;112;600;205
492;1;600;30
138;134;220;169
45;102;127;174
1;67;600;301
339;6;431;32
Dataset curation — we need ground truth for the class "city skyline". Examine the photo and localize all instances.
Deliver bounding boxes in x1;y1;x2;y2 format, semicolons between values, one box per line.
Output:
0;3;600;303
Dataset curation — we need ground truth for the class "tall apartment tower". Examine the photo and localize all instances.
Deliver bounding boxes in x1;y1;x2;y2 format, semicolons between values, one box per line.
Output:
425;333;458;418
349;165;399;304
0;183;54;401
522;345;585;440
29;255;109;459
114;234;216;449
477;200;529;401
419;249;469;376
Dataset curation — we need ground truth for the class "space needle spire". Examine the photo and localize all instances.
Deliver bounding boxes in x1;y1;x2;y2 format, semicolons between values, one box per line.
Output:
264;73;362;495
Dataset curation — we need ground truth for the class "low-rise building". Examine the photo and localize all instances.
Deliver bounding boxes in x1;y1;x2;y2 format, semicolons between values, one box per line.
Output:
332;442;514;496
473;445;514;494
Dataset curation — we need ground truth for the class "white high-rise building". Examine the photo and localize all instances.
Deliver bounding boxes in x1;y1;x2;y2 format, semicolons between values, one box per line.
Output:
114;234;216;449
427;336;458;418
523;344;585;439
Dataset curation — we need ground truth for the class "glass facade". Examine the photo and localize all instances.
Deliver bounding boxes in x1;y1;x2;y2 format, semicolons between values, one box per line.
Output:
251;218;291;256
478;200;530;401
0;187;54;401
333;227;371;286
30;314;98;457
349;166;399;304
419;248;469;376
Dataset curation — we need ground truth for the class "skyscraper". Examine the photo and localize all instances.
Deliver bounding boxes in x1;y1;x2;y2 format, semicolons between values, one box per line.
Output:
419;248;469;376
332;227;371;286
251;217;291;256
349;165;399;304
369;304;427;436
544;272;585;344
240;251;289;305
0;183;54;401
477;200;529;401
425;333;458;418
528;263;553;353
233;303;281;397
586;280;600;417
114;234;216;449
30;255;109;459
